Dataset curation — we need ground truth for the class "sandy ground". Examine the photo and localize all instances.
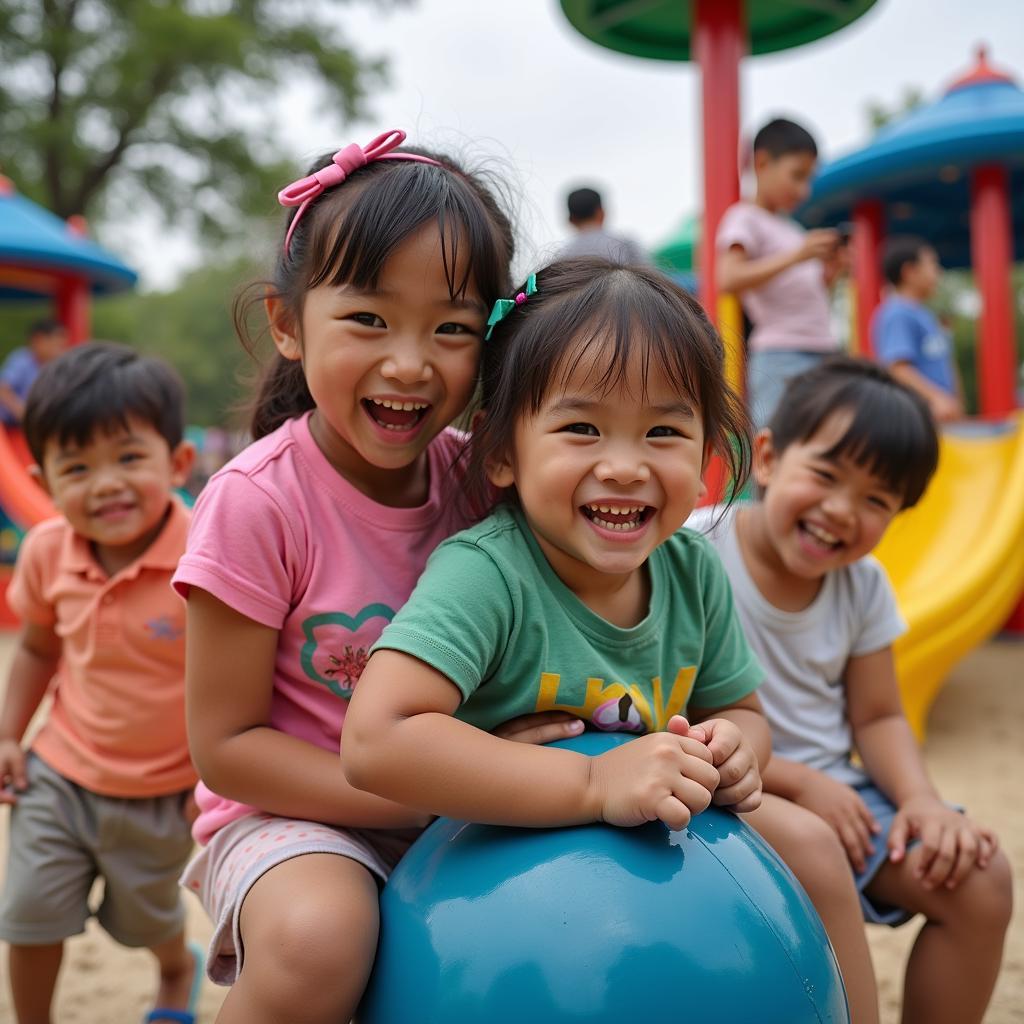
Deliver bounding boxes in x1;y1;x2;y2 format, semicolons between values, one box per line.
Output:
0;638;1019;1023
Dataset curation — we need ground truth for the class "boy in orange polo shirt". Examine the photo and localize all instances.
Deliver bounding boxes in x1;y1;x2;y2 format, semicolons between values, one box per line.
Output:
0;343;202;1024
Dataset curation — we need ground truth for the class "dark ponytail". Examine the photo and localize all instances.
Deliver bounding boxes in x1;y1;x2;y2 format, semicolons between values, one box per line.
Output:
248;355;314;440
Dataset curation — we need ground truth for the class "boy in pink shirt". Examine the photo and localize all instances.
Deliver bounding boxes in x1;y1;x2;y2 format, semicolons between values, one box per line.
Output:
716;118;846;426
0;343;203;1024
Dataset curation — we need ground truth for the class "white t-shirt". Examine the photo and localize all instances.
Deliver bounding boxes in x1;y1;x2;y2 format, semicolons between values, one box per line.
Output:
686;506;906;785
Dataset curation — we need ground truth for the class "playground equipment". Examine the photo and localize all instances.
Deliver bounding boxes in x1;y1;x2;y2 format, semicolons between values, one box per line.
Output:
800;46;1023;416
0;176;136;344
559;0;878;333
799;48;1024;733
359;731;848;1024
562;21;1022;732
872;418;1024;738
560;0;878;491
0;176;137;622
653;213;699;295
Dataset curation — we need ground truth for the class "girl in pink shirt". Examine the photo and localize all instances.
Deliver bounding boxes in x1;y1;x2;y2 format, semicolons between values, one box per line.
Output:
173;130;575;1024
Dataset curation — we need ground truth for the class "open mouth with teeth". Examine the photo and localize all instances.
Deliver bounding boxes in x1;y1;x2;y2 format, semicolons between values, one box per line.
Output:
581;503;654;532
798;520;843;551
363;397;431;432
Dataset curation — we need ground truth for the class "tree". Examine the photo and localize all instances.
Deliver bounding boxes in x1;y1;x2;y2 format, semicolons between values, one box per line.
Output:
2;256;269;428
0;0;391;240
91;255;264;427
865;86;924;133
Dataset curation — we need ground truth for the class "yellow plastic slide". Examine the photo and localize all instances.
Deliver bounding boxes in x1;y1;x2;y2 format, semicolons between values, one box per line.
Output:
874;415;1024;739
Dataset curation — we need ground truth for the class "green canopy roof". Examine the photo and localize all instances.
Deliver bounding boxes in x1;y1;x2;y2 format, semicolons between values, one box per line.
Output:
560;0;879;62
653;213;699;273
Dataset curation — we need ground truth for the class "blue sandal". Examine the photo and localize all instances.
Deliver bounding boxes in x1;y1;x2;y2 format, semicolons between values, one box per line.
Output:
144;940;204;1024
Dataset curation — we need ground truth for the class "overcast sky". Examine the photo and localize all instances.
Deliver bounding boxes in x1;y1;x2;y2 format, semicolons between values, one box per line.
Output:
114;0;1024;289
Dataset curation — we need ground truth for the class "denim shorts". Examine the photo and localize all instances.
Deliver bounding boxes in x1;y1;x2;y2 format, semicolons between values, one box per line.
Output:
747;350;832;429
851;782;915;927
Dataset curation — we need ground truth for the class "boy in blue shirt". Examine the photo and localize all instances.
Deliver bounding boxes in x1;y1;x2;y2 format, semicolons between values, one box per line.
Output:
0;320;68;426
871;237;963;423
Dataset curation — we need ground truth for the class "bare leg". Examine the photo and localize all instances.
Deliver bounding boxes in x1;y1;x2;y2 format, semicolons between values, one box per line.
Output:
215;853;380;1024
8;942;63;1024
148;930;197;1020
866;846;1012;1024
746;795;879;1024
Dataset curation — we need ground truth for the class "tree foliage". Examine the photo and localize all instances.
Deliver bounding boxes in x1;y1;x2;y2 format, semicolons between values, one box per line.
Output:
0;0;392;240
865;86;924;133
90;255;266;427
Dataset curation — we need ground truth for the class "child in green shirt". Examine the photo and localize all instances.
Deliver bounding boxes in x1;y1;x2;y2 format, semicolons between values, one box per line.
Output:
345;257;881;1022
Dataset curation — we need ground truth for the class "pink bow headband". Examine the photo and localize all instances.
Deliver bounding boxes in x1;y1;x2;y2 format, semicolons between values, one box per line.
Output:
277;129;441;255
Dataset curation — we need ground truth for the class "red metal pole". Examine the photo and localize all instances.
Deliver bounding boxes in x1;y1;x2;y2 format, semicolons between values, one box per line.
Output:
969;164;1017;417
55;276;90;345
694;0;745;324
852;200;884;357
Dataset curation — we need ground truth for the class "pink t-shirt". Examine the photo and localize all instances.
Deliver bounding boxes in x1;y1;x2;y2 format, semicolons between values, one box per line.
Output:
172;413;475;844
716;202;837;355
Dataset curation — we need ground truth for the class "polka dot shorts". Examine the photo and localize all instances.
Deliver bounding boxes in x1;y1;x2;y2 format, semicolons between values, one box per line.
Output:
181;812;417;984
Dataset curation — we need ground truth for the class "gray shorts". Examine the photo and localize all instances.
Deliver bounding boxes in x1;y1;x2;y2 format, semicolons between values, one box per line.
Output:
0;752;195;947
181;812;417;985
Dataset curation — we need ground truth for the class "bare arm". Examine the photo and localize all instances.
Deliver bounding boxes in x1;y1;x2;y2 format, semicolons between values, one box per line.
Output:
0;383;25;422
185;587;429;829
887;362;964;423
716;230;838;295
0;622;62;799
0;622;61;742
760;751;820;799
846;646;998;886
846;646;937;804
344;649;721;831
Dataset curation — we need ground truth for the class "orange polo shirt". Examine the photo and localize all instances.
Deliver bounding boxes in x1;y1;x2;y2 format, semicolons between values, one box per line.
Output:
7;500;197;798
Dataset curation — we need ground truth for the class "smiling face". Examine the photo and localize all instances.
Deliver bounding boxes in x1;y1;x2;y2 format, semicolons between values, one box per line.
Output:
269;223;485;505
488;337;708;595
751;410;903;583
39;417;193;571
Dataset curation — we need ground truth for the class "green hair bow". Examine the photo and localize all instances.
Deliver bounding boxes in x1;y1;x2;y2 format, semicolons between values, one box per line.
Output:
485;273;537;340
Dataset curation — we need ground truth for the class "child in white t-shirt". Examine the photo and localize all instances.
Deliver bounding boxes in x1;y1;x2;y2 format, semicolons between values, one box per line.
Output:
691;356;1011;1024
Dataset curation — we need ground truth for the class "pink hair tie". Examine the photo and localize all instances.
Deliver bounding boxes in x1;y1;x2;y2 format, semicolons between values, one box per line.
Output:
277;129;441;255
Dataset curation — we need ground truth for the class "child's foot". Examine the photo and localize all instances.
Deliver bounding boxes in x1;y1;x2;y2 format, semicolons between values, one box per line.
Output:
147;941;203;1023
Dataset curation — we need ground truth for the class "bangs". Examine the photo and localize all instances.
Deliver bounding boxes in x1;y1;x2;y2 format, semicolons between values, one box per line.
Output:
49;371;183;454
771;357;940;508
821;395;935;503
303;162;507;307
24;343;184;465
514;271;708;419
56;409;135;453
465;257;750;518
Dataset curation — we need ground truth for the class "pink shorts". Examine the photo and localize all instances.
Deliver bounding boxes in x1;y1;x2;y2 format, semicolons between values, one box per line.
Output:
181;813;418;984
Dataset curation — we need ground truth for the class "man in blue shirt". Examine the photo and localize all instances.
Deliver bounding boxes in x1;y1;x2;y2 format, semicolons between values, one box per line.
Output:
871;237;963;422
0;319;68;425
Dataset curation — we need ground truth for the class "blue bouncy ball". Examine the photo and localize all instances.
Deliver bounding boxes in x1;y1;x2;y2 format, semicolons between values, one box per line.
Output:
358;732;848;1023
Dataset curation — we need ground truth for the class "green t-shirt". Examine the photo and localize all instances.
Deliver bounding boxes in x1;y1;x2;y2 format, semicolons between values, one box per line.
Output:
372;505;763;733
